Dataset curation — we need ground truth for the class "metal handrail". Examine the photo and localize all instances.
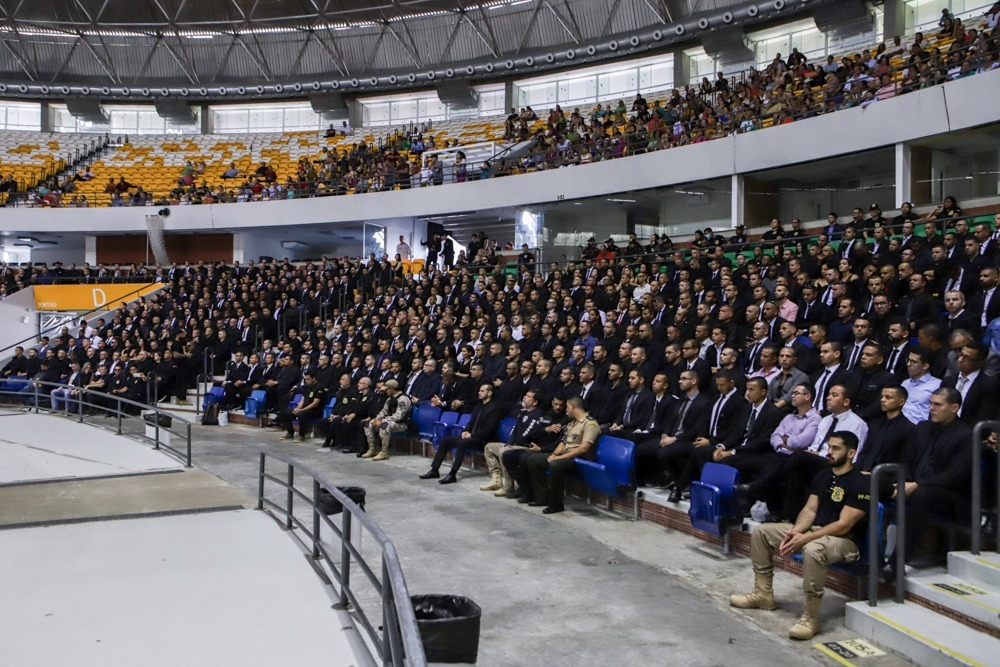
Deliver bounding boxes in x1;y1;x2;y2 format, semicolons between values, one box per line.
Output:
0;377;192;466
256;447;426;667
971;420;1000;555
868;463;907;607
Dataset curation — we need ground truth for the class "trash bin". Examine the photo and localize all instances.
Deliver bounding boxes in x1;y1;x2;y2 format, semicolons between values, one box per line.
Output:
318;486;366;515
411;594;482;664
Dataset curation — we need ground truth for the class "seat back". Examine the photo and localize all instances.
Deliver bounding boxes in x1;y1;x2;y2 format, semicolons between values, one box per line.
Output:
244;389;267;418
689;463;741;537
413;404;442;438
497;417;517;444
289;393;304;409
323;396;337;419
204;385;225;408
432;411;459;445
595;435;636;487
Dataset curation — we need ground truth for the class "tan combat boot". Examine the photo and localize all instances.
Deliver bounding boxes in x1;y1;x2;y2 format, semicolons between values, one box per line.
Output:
729;573;778;610
480;471;502;491
361;446;378;459
495;475;514;497
788;594;823;640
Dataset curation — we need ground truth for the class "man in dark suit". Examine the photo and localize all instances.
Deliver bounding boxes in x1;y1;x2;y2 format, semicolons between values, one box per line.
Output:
404;359;441;406
221;351;249;410
712;375;786;476
576;362;606;415
604;369;654;436
619;372;677;445
796;285;831;329
941;290;981;339
680;338;712;393
420;382;502;484
883;318;912;379
942;342;999;424
663;370;750;501
809;342;853;414
858;386;914;501
969;266;1000;333
896;387;972;567
852;343;896;420
638;370;711;489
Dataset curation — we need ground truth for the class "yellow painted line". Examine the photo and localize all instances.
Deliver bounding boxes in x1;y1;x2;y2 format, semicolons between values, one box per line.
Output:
870;611;986;667
813;643;857;667
974;557;1000;571
928;584;1000;614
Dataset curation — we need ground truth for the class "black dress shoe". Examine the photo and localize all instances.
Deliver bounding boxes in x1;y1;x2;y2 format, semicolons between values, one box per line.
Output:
667;489;682;503
542;505;565;514
419;469;440;480
527;499;549;507
517;495;533;504
506;489;523;499
438;473;457;485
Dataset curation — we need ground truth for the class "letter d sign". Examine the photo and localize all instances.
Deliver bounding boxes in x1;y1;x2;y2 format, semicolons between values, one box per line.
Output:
92;288;107;309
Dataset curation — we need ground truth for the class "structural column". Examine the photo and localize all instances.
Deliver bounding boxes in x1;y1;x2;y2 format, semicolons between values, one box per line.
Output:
895;142;911;207
730;174;744;231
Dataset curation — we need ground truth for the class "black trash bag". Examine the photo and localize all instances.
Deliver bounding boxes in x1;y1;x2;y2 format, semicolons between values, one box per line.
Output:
411;594;482;664
317;486;366;515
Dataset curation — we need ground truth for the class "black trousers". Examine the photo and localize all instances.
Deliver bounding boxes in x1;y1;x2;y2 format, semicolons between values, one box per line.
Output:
502;449;535;496
635;437;668;485
431;435;485;473
276;406;322;435
658;441;696;487
527;454;577;507
674;445;718;493
905;484;969;558
320;415;363;450
748;449;830;519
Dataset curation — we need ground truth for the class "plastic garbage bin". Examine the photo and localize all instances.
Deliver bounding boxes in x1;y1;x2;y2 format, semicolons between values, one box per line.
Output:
411;594;482;663
318;486;366;515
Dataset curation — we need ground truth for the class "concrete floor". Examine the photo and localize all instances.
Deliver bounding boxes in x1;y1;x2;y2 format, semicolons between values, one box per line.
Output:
192;422;913;667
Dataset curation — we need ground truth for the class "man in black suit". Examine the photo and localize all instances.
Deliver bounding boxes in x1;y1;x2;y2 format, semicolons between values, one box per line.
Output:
970;266;1000;333
713;375;786;475
852;343;896;420
883;318;912;379
639;370;711;490
680;338;712;393
420;382;502;484
576;362;606;415
809;342;852;414
663;370;750;501
858;386;914;499
796;285;831;330
221;351;249;410
604;369;654;436
899;273;941;335
942;341;999;424
404;358;440;406
942;290;981;339
896;387;972;566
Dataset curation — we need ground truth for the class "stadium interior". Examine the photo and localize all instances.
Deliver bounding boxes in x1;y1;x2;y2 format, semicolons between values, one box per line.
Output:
2;0;1000;665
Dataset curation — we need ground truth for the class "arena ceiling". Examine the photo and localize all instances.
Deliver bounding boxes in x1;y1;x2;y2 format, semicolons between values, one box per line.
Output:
0;0;814;99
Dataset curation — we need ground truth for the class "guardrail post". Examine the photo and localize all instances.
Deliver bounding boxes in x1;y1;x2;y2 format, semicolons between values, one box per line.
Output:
340;510;352;609
312;480;321;560
868;464;906;607
154;415;160;450
186;422;192;468
257;452;266;510
117;401;123;435
33;382;39;413
285;464;294;530
382;558;392;665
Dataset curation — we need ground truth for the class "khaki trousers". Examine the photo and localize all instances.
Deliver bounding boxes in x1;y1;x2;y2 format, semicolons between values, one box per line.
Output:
484;441;529;477
750;522;859;597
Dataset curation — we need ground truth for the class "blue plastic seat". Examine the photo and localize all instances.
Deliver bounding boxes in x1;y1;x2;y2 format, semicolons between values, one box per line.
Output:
446;412;472;438
574;436;638;518
432;411;460;445
413;404;442;440
689;463;742;552
244;389;267;418
289;393;303;410
497;417;517;444
322;396;337;419
203;386;225;409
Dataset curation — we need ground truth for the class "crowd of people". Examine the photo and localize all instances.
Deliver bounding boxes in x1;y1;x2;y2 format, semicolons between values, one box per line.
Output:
9;5;999;209
3;193;1000;637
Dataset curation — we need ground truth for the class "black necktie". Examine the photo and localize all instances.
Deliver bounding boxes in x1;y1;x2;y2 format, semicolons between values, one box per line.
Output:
673;399;690;436
623;393;637;424
887;348;898;372
742;407;759;445
821;416;839;447
815;369;831;410
710;396;724;438
848;344;862;370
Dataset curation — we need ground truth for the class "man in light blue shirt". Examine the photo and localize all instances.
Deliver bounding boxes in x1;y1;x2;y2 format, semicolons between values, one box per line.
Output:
900;347;942;425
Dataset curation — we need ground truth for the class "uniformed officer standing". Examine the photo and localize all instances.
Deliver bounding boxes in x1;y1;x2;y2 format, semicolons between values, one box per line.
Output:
729;431;869;641
525;396;600;514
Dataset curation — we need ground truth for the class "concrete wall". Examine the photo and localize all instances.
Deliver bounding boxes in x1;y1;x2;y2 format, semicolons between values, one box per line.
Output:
0;288;42;358
0;70;998;239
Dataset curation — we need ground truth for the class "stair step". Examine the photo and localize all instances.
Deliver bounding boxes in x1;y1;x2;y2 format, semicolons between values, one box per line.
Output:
908;573;1000;630
846;600;1000;667
949;552;1000;589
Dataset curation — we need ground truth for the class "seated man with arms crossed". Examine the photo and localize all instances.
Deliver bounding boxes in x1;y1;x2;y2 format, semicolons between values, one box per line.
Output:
525;396;600;514
730;431;869;641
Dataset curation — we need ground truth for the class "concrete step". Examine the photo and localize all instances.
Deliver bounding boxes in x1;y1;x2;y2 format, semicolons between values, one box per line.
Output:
846;600;1000;667
907;572;1000;630
949;552;1000;589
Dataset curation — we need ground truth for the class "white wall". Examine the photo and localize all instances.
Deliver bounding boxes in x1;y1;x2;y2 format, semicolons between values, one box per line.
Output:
1;70;998;236
0;287;42;358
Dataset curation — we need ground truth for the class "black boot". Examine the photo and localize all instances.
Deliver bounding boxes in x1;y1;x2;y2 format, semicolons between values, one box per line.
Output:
438;473;457;485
